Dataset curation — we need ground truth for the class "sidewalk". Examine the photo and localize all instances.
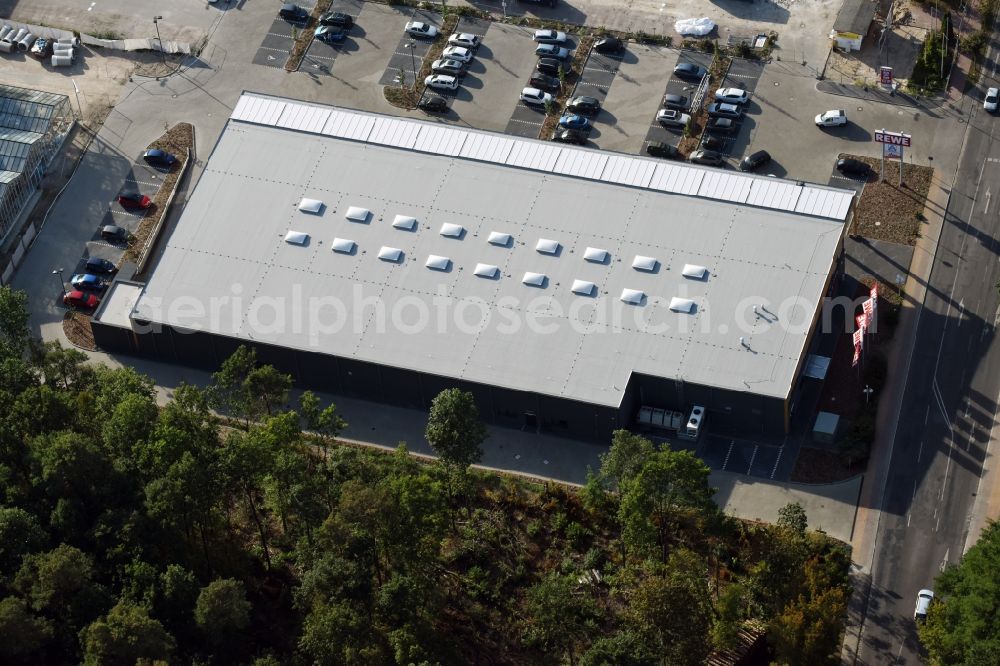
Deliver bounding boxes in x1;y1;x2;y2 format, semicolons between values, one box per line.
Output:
840;167;950;663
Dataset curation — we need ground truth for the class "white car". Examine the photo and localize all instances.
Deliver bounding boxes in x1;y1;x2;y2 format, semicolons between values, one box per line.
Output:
520;87;553;105
714;87;749;105
985;87;999;112
448;33;480;49
441;45;473;63
656;109;691;127
405;21;438;38
533;29;567;44
424;74;459;91
914;589;934;622
815;109;847;127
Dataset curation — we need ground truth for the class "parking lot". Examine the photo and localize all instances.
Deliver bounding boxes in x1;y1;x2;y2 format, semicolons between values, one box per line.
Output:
252;1;314;70
706;57;765;164
700;435;785;480
377;8;444;86
301;0;365;77
641;49;715;154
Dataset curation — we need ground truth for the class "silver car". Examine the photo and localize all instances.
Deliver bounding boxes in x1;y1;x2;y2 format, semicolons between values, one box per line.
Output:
431;58;466;76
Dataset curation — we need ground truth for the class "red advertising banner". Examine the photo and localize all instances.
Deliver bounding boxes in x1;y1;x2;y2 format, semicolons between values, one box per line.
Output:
862;298;874;327
856;313;867;333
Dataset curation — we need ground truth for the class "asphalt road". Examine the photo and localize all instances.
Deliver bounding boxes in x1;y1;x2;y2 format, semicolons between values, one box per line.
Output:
855;88;1000;663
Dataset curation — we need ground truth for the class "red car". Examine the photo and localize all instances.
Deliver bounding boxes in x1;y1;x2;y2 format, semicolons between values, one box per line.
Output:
118;190;152;209
63;290;100;309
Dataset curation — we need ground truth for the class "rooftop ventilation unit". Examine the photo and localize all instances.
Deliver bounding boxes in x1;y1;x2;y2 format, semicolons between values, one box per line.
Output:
440;223;464;238
632;255;658;272
682;264;708;279
298;198;323;214
488;231;512;246
669;297;695;313
522;272;546;287
425;255;451;271
474;263;500;278
392;215;417;231
584;247;609;263
378;246;403;262
284;230;309;245
345;206;370;222
571;279;596;296
620;288;644;305
536;238;560;255
331;238;356;254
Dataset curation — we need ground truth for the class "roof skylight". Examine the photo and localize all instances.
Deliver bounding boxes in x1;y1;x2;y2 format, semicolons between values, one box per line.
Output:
378;246;403;262
331;237;356;253
620;288;644;304
298;198;323;213
440;223;464;238
522;272;546;287
425;255;451;271
536;238;560;255
669;297;696;313
345;206;370;222
393;215;417;231
284;230;309;245
682;264;708;279
488;231;512;246
632;255;658;272
571;279;596;296
584;247;609;263
474;263;500;278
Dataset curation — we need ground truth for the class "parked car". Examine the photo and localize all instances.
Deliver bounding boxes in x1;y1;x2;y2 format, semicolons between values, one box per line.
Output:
714;87;750;105
707;103;742;120
319;11;353;28
533;29;566;44
673;62;706;79
142;149;177;168
689;149;725;166
558;114;591;131
314;25;347;43
535;44;570;60
418;94;449;113
656;109;691;128
30;38;52;58
646;141;679;159
117;191;151;209
101;225;129;244
706;117;736;134
405;21;438;38
594;36;623;54
700;135;724;151
432;58;466;76
552;128;588;145
815;109;847;127
70;273;105;293
63;290;100;310
518;0;557;6
520;87;553;105
914;589;934;622
279;3;308;21
536;57;569;76
529;71;561;91
424;74;459;91
739;149;771;172
441;46;473;63
661;93;689;111
85;257;117;275
566;96;600;115
836;157;871;176
448;33;480;49
985;87;999;112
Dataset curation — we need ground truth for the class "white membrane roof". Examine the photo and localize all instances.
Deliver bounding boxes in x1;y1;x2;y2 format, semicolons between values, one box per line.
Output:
133;93;851;406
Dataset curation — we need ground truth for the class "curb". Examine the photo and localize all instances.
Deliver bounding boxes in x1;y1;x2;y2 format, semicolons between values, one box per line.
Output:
135;126;195;277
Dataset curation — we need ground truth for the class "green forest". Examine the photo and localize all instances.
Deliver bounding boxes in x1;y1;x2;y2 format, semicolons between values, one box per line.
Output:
0;286;851;665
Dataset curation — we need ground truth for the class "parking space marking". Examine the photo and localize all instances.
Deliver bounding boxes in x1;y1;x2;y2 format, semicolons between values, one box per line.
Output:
641;49;714;155
253;3;316;70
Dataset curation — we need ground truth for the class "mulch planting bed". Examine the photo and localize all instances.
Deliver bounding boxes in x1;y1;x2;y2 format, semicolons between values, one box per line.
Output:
63;311;96;351
846;154;932;246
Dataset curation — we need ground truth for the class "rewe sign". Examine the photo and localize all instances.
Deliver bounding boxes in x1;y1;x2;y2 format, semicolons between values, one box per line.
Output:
874;130;911;147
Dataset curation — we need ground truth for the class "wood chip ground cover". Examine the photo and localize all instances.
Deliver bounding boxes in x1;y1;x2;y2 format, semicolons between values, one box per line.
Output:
846;154;932;245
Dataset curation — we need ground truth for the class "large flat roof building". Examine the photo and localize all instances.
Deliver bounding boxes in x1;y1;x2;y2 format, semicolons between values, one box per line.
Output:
93;93;852;441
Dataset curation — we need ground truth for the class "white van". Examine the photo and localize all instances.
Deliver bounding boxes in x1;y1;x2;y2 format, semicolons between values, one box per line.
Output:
914;589;934;621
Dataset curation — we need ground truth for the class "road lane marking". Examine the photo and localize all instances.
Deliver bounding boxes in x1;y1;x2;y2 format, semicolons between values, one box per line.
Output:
925;405;930;424
917;438;924;462
987;188;992;215
722;440;734;469
941;548;950;570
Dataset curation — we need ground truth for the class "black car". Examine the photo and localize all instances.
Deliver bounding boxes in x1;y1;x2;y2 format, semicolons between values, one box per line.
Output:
566;96;600;115
536;57;569;76
552;129;588;145
700;135;724;151
318;11;353;28
279;3;309;20
836;158;871;176
673;62;706;80
706;117;736;134
689;149;725;166
646;141;679;159
417;94;449;113
594;36;623;54
661;94;689;111
529;71;561;92
518;0;557;7
739;149;771;172
143;149;177;168
101;225;129;244
85;257;117;275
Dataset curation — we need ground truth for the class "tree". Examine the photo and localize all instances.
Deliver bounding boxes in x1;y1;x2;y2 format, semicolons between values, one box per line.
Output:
35;340;92;390
768;555;848;666
0;507;48;580
211;346;292;426
195;579;251;644
299;390;347;456
14;544;94;614
920;521;1000;664
425;389;487;473
0;596;53;661
777;502;808;538
599;430;655;489
712;583;749;651
299;599;379;665
80;601;176;666
0;286;30;361
523;572;598;664
579;630;655;666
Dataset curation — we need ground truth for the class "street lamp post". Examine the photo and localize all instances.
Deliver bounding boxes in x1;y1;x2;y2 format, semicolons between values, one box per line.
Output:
52;268;65;297
70;79;83;119
153;16;166;65
406;41;417;91
863;385;874;405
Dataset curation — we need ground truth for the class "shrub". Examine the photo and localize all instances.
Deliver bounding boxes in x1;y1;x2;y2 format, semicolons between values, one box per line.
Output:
565;522;591;549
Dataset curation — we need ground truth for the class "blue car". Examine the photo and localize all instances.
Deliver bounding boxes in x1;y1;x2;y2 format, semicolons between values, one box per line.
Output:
315;25;346;43
558;114;591;131
70;273;105;293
